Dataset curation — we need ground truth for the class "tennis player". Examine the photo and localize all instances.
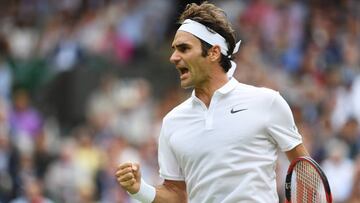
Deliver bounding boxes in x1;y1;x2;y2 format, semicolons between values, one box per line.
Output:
115;2;309;202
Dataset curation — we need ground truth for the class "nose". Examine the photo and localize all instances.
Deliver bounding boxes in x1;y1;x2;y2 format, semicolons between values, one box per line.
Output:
169;51;180;65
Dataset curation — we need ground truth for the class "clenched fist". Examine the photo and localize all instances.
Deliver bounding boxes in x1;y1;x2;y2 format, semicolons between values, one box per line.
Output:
115;162;141;194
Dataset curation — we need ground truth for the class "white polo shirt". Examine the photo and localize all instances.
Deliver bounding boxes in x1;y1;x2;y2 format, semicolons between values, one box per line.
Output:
158;78;302;203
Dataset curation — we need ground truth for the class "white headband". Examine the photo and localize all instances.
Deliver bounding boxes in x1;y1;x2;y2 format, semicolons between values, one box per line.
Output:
178;19;241;78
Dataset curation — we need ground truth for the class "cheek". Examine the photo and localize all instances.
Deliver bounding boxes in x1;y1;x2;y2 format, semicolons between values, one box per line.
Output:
190;66;207;81
185;53;207;75
193;60;208;73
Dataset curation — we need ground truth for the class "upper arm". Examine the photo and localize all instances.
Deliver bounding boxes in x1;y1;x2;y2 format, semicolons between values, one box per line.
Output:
264;92;309;161
158;122;184;180
285;143;309;162
154;180;187;203
266;92;303;151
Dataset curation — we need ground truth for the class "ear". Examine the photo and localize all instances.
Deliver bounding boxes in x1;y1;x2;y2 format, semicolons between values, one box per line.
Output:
208;45;222;62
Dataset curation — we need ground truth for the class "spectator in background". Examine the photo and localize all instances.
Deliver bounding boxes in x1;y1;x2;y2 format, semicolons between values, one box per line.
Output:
71;126;103;198
10;176;54;203
5;17;39;61
0;97;10;136
9;89;43;153
111;78;154;146
331;71;360;132
337;117;360;159
10;89;42;137
44;139;78;203
0;35;13;105
0;121;20;202
33;129;54;181
51;22;83;73
321;138;354;202
87;75;154;147
96;136;134;203
86;73;120;149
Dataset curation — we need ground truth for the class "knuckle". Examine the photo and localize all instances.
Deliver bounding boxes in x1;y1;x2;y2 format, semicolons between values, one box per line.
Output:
120;168;131;175
128;179;135;185
120;173;133;181
122;180;134;187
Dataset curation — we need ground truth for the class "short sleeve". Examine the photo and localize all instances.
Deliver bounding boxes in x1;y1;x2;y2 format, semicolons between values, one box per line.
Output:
158;120;184;180
266;92;302;152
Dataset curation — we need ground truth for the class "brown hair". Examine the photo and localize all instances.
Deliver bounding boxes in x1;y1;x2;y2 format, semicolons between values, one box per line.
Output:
178;2;236;72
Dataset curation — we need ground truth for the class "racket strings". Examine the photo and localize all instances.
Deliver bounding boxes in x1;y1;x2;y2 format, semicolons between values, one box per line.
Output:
292;161;326;203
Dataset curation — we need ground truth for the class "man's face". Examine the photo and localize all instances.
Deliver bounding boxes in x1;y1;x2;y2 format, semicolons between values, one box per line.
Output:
170;31;210;89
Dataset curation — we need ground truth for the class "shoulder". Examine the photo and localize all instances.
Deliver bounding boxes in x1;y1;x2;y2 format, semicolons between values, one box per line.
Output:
159;98;192;140
163;97;193;124
233;82;280;102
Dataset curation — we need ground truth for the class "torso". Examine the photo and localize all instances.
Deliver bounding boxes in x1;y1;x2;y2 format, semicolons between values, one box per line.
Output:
159;79;301;202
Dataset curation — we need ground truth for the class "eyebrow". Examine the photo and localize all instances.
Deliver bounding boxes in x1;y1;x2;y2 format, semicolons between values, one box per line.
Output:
171;43;191;50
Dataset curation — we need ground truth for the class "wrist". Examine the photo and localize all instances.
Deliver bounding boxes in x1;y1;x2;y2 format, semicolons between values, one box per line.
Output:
128;178;156;203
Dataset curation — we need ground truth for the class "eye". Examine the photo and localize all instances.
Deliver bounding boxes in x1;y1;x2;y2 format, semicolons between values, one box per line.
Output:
178;46;188;53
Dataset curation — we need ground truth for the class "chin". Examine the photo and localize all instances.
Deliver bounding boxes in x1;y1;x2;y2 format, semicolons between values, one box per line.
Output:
182;86;193;90
180;82;193;89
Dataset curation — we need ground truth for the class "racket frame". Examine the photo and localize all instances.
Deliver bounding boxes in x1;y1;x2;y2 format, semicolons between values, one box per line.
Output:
284;156;332;203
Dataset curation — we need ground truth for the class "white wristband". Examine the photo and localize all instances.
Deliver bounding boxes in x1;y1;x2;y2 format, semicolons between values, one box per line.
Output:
128;178;156;203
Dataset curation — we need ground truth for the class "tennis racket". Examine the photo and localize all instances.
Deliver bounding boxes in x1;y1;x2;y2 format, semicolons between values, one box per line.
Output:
285;156;332;203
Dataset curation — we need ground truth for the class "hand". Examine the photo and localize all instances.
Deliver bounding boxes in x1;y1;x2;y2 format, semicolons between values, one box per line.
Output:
115;162;141;194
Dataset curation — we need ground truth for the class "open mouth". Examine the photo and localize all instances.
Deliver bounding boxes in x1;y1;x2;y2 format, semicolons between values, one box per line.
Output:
178;67;189;76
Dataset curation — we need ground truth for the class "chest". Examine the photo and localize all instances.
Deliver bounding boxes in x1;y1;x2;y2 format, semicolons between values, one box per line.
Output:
168;100;270;164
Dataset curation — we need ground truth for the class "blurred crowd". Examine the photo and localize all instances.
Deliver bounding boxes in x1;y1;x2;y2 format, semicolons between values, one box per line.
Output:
0;0;359;202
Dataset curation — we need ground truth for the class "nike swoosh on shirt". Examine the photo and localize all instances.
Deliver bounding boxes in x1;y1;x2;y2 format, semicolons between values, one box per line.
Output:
230;108;248;114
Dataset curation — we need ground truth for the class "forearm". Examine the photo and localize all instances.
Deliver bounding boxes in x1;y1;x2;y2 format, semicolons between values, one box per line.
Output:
153;182;187;203
127;178;187;203
285;143;309;162
115;162;187;203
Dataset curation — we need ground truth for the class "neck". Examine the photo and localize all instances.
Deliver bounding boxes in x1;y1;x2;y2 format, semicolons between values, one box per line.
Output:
194;73;228;107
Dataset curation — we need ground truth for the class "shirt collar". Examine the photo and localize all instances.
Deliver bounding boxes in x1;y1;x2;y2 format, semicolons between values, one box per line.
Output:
216;77;238;95
191;78;238;100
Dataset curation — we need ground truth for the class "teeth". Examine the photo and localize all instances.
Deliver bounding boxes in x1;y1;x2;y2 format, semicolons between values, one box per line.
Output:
179;68;188;74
